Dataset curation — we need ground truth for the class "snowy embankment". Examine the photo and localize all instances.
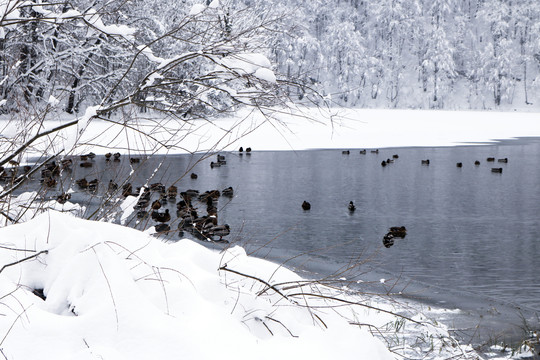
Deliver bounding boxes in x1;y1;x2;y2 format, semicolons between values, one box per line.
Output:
0;210;476;360
3;107;540;159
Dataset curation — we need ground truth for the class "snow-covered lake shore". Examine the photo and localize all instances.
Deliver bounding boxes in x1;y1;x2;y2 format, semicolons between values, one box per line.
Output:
1;107;540;359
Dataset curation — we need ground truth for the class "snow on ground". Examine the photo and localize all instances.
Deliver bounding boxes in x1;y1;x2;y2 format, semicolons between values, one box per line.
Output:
3;107;540;161
0;210;453;360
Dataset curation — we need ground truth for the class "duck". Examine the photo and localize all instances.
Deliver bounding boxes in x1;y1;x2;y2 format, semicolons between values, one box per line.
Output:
370;149;379;154
302;201;311;210
151;199;162;210
122;183;133;197
491;167;503;173
456;162;463;168
130;157;141;164
383;233;395;248
151;209;171;223
392;154;399;159
381;160;387;167
239;147;244;153
474;160;481;166
359;149;367;155
136;210;148;219
79;161;93;168
61;159;73;169
342;150;350;155
421;159;430;165
150;183;166;194
108;180;118;193
498;158;508;163
105;153;112;161
217;154;226;164
134;199;149;210
76;178;89;189
56;193;71;204
167;185;178;199
42;177;57;187
388;226;407;238
246;147;252;153
190;173;198;179
348;201;356;212
199;190;220;201
486;157;495;162
208;224;230;241
88;179;99;192
210;161;221;168
222;186;234;197
177;199;190;211
154;223;170;234
113;152;121;161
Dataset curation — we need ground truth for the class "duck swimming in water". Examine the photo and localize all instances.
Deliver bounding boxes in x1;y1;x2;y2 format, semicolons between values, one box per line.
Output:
348;201;356;212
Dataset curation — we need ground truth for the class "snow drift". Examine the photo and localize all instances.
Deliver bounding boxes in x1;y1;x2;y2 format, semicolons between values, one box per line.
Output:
0;211;393;360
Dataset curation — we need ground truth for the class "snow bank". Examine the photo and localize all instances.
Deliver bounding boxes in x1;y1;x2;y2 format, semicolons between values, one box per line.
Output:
2;107;539;158
0;211;396;360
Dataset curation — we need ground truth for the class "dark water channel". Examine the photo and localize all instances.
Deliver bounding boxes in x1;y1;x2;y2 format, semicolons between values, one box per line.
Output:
18;138;540;354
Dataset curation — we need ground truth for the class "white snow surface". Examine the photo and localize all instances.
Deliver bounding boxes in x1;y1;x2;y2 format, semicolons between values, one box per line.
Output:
4;107;540;158
0;211;396;360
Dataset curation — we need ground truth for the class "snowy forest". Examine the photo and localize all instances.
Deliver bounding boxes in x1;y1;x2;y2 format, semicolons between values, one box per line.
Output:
2;0;540;117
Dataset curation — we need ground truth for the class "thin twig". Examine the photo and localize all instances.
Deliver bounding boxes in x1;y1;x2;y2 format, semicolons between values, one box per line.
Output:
218;264;292;303
0;250;48;274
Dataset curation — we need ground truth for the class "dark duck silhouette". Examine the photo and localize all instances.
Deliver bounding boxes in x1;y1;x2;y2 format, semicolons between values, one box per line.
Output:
388;226;407;238
348;201;356;212
208;224;230;242
56;193;71;204
151;199;162;210
491;167;503;173
151;209;171;223
154;223;171;234
76;178;89;189
190;173;198;179
498;158;508;163
302;201;311;210
421;159;430;165
88;179;99;192
383;233;395;248
167;185;178;199
222;186;234;197
122;183;133;197
108;180;118;193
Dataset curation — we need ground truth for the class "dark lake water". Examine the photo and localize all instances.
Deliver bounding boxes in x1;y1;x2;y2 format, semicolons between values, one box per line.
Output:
17;137;540;351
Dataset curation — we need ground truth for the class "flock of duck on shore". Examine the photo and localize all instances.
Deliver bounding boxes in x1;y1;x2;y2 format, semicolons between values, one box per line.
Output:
1;146;509;247
0;151;240;243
